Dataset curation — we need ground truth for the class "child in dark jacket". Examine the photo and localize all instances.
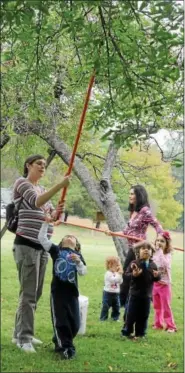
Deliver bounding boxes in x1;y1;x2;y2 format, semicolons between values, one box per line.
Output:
121;240;160;339
38;220;87;360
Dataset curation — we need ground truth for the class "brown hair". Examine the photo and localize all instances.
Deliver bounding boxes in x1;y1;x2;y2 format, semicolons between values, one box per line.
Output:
133;240;155;258
23;154;46;177
156;233;173;254
59;235;81;252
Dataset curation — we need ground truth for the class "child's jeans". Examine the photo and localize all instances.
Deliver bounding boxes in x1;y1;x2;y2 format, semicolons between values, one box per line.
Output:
100;291;120;321
152;282;176;330
121;294;150;337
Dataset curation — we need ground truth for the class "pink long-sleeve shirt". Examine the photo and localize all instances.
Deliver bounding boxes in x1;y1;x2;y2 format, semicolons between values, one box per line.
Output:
123;206;163;248
152;248;172;285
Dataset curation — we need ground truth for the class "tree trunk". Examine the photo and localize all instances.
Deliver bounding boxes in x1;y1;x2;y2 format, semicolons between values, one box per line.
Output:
13;120;129;263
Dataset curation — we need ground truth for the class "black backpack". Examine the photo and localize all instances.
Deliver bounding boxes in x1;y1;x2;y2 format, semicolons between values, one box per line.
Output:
6;198;23;234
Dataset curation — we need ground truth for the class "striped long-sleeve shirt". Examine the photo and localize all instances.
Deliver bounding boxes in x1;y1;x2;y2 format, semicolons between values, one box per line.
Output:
13;177;54;246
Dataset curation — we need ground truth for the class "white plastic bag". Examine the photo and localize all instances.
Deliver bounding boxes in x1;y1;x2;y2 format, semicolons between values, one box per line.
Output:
78;295;89;335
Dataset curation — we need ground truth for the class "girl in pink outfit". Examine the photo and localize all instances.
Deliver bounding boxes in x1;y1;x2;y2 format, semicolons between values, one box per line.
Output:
152;231;177;333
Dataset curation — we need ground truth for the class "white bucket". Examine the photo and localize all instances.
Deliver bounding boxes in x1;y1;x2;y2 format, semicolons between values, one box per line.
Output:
78;295;89;335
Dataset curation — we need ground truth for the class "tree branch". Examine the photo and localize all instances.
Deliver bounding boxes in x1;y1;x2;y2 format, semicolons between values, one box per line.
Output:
102;140;119;179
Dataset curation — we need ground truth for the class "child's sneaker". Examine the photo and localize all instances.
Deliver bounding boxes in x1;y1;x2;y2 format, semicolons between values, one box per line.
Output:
31;337;43;345
166;329;176;333
61;348;76;360
17;342;36;353
132;336;139;341
121;332;134;340
134;335;146;341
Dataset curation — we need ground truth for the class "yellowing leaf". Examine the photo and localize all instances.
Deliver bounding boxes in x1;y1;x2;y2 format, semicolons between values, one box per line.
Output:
167;362;177;368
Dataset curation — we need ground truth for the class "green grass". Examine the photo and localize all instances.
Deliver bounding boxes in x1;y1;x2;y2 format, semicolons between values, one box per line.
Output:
1;223;184;372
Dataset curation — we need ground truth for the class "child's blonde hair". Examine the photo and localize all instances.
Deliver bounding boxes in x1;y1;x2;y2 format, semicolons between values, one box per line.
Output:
105;256;122;271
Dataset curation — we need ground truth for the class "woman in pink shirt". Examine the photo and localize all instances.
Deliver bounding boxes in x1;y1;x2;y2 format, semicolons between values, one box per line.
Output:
152;231;177;332
106;185;163;307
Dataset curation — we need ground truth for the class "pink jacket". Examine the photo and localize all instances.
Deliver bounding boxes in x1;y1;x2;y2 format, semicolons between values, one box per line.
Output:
153;248;172;285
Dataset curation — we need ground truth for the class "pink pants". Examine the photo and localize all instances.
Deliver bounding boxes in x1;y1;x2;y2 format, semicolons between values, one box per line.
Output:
152;282;176;330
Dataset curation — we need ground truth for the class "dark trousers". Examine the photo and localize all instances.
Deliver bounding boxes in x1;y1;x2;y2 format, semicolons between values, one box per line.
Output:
121;295;151;337
122;295;134;335
120;248;136;307
120;278;130;308
50;291;80;352
100;291;120;321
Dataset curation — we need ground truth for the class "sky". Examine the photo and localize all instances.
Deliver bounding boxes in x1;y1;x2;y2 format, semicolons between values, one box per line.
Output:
152;129;178;146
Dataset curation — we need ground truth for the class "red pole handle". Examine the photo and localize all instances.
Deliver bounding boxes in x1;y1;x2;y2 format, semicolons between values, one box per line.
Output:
56;73;95;219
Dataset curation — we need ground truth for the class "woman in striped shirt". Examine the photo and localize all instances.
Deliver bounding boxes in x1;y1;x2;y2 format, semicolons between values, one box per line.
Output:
12;154;70;353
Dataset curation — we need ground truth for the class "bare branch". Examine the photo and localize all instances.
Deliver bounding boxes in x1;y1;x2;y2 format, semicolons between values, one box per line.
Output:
149;135;184;162
102;140;119;179
76;152;105;162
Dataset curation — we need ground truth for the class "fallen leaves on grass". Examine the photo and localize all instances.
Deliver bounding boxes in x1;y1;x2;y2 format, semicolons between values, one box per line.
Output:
167;362;178;369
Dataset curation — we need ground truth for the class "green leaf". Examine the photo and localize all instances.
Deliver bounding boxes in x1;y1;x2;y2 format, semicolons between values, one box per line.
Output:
101;130;113;141
140;70;155;77
172;159;183;168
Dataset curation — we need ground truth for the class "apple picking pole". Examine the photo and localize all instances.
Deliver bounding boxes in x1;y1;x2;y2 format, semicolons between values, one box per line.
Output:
62;221;142;241
56;72;95;220
60;221;184;252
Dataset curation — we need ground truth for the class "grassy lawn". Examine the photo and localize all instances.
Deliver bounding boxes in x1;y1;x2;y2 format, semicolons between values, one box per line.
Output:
1;221;184;372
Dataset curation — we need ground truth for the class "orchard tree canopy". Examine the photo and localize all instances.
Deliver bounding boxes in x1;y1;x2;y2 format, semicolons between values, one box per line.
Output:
1;0;183;143
1;0;183;261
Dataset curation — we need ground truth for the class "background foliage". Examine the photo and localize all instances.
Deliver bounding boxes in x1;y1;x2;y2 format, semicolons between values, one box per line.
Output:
1;0;183;231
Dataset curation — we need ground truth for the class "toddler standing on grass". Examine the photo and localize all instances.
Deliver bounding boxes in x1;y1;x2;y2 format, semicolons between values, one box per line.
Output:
100;256;123;322
121;241;160;339
38;218;87;360
152;231;177;333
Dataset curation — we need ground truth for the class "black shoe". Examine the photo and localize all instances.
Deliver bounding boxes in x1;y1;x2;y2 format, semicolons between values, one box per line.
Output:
60;348;76;360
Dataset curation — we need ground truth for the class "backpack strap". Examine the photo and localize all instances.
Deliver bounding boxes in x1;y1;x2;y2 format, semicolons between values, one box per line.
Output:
15;197;24;213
